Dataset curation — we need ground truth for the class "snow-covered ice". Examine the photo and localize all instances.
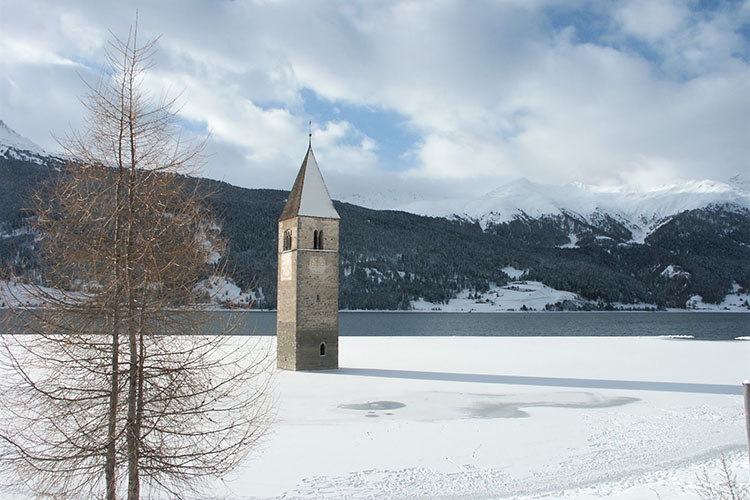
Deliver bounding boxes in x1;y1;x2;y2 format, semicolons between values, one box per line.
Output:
209;335;747;500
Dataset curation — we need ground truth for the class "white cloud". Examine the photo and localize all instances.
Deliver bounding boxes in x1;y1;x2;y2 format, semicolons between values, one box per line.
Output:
615;0;690;42
0;0;747;204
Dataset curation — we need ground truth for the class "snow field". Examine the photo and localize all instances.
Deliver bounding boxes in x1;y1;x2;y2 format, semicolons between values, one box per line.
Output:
213;336;748;499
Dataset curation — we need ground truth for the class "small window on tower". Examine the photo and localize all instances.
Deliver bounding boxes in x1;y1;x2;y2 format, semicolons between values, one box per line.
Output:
313;229;324;250
319;343;327;356
283;230;292;251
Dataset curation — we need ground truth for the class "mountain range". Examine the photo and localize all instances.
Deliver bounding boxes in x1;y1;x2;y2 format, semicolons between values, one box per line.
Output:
350;174;750;245
1;120;748;310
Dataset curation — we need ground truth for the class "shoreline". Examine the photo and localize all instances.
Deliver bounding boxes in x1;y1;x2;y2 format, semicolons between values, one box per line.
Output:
187;308;750;314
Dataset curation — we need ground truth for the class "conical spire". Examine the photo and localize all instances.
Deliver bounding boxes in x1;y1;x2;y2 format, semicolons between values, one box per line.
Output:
279;146;340;221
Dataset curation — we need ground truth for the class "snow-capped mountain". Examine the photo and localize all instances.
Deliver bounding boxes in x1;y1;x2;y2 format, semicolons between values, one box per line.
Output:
368;176;749;244
459;177;750;242
0;120;53;164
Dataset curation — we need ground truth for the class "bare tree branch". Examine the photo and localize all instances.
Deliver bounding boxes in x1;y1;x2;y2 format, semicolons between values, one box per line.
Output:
1;19;273;500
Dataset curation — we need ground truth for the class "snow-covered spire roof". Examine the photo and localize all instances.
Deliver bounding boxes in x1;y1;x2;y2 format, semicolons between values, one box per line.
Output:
279;146;340;221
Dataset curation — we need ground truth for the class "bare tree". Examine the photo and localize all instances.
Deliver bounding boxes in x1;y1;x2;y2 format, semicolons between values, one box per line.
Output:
0;20;272;500
696;455;748;500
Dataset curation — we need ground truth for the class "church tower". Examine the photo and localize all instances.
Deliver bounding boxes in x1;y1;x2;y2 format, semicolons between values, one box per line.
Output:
276;142;340;370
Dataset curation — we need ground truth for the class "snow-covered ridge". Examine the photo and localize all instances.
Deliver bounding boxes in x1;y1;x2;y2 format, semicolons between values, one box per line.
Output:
0;119;61;165
360;176;749;244
0;119;46;155
461;177;749;233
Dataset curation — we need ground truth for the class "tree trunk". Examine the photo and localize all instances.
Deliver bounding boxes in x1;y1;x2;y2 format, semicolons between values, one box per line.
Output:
106;118;126;499
126;79;140;499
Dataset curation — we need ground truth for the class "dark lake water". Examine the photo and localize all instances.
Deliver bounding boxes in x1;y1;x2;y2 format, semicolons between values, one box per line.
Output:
218;311;748;341
2;310;747;341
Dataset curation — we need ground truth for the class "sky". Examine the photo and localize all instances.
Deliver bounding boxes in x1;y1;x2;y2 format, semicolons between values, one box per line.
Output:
1;0;748;207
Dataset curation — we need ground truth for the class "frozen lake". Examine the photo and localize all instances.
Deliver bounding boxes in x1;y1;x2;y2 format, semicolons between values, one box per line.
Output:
0;314;747;499
212;335;748;500
219;310;749;341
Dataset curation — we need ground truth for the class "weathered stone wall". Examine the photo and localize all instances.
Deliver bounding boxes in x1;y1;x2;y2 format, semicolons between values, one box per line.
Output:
277;216;339;370
296;217;339;252
276;217;298;370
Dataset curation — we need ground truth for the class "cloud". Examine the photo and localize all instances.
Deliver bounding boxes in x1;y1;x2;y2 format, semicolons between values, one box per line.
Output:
0;0;747;207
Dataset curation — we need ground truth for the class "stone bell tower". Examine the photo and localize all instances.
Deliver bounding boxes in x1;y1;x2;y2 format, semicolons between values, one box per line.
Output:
276;141;340;370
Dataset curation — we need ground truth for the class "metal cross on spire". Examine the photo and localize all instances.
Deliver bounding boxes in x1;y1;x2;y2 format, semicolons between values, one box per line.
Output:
309;120;312;148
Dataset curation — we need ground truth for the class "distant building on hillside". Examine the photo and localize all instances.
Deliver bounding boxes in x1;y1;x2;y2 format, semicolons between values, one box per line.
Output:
276;141;340;370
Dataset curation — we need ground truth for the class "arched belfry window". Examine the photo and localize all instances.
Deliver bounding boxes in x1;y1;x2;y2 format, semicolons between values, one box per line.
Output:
319;343;327;356
313;230;324;250
283;229;292;251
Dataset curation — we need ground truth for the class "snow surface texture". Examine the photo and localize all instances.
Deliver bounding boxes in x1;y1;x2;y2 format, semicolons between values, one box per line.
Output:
297;148;340;219
205;336;747;500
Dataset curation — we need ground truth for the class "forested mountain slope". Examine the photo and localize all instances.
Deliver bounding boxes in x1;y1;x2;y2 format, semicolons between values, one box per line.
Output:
1;153;748;310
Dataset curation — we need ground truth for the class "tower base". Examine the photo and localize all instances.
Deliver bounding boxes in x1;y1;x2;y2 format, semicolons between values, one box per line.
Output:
277;328;338;371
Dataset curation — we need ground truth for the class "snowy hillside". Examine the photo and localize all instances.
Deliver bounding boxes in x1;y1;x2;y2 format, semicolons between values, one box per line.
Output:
0;120;49;163
411;279;583;312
